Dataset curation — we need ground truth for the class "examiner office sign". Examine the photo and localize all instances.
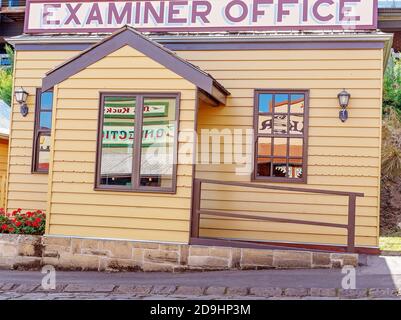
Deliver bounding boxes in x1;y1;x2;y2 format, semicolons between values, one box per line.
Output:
25;0;378;33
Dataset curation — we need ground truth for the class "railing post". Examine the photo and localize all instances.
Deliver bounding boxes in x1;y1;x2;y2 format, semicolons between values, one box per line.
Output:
347;195;357;253
190;179;202;239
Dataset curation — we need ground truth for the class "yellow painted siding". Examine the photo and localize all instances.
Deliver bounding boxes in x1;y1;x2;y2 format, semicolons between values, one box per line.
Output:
175;49;383;248
47;45;197;243
7;45;384;248
6;50;80;212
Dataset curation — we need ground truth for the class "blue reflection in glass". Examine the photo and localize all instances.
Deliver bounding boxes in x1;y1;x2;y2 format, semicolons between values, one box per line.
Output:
259;94;272;113
40;112;52;129
41;92;53;110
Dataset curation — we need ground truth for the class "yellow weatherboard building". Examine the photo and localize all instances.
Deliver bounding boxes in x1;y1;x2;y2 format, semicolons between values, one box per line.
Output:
4;0;391;255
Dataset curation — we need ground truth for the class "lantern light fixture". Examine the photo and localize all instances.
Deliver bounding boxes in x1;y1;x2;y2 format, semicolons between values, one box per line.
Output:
338;89;351;123
14;87;29;117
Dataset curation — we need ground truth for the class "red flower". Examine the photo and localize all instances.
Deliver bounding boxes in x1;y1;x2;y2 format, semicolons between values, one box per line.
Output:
32;221;39;228
26;221;31;227
35;218;42;224
8;227;14;233
15;221;21;227
1;224;7;231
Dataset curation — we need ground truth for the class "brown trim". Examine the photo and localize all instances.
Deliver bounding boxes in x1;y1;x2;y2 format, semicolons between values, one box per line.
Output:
190;179;364;253
31;88;53;174
95;92;180;194
190;237;380;255
252;89;309;184
41;26;229;103
14;40;386;52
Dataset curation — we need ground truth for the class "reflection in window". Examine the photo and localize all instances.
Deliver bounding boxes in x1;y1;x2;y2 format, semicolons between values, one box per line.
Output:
100;96;135;187
33;89;53;173
98;94;178;192
255;91;308;182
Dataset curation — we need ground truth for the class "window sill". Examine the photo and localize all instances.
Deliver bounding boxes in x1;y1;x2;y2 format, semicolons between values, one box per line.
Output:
251;176;307;184
94;186;177;195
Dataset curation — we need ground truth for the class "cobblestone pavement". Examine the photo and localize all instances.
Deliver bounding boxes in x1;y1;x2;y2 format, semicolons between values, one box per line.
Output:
0;283;401;300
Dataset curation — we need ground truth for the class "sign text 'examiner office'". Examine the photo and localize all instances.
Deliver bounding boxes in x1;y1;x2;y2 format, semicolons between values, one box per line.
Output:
25;0;377;33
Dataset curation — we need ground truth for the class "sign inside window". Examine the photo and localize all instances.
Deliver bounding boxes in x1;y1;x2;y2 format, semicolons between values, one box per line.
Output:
25;0;377;34
102;122;175;147
104;102;169;119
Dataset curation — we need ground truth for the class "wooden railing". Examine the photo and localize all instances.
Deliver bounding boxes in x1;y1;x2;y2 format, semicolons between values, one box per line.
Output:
190;179;365;253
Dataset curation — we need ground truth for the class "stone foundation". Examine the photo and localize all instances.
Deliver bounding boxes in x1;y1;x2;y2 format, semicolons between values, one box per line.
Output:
0;234;359;272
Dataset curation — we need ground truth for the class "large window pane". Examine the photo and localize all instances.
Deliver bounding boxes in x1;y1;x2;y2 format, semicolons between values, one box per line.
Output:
100;96;135;187
140;98;176;189
33;89;53;173
254;91;308;182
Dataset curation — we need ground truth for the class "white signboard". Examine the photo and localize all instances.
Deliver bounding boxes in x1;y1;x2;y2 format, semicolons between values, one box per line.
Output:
25;0;378;34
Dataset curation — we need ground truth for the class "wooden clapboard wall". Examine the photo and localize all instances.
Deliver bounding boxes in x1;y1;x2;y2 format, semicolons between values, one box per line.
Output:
177;49;384;248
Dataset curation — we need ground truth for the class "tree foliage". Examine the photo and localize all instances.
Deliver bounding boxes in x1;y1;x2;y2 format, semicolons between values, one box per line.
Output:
0;44;14;106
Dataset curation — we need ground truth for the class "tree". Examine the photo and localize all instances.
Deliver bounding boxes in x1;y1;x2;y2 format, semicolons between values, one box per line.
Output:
384;53;401;112
0;44;14;106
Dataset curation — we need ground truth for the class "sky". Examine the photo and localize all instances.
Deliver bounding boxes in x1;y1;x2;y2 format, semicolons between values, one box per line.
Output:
0;100;10;136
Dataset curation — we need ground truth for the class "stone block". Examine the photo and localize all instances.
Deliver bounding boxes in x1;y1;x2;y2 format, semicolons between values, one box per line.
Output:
226;287;249;296
310;288;337;297
151;286;177;295
368;288;398;298
100;240;132;259
142;262;174;272
230;248;241;269
284;288;309;297
14;284;40;293
179;245;189;265
144;249;179;264
133;242;159;249
273;250;312;269
188;256;229;269
189;246;210;256
331;254;358;267
205;287;226;296
338;289;368;299
175;286;205;296
250;287;282;297
69;254;99;271
103;259;141;272
18;243;40;257
241;249;273;268
64;284;93;293
159;244;180;252
0;244;17;258
312;253;331;268
209;247;231;259
132;285;153;295
42;237;71;248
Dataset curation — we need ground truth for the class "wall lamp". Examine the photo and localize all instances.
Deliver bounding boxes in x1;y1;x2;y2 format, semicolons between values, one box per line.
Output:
14;87;29;117
338;89;351;123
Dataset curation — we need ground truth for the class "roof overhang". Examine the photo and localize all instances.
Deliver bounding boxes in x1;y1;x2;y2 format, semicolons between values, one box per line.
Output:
41;26;230;104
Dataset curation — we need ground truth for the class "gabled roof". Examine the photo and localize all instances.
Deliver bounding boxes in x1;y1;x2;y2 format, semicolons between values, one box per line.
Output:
42;26;229;104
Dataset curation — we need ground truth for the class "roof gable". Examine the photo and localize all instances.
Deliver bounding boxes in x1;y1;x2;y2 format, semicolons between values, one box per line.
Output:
42;26;229;104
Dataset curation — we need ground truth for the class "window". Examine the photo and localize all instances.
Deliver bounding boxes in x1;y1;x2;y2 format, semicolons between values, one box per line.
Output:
253;90;309;183
32;89;53;173
96;93;179;193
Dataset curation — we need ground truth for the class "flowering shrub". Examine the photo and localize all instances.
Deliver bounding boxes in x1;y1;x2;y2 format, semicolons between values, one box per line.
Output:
0;208;45;235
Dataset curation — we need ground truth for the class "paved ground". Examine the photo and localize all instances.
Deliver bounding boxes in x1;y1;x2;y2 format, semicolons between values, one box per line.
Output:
0;255;400;300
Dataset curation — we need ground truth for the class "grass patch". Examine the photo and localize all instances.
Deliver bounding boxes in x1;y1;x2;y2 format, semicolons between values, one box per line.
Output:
380;237;401;251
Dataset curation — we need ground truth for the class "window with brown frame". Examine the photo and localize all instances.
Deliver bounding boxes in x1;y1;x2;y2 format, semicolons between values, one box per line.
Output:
253;90;309;183
95;93;179;193
32;89;53;173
